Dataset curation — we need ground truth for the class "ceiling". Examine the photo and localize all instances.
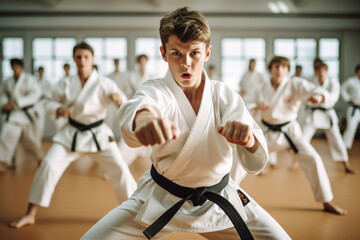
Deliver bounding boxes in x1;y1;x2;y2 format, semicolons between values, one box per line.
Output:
0;0;359;15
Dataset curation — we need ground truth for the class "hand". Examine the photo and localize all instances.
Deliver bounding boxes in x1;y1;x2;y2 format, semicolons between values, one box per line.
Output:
218;120;259;152
109;93;123;107
307;94;324;104
56;107;72;119
134;110;180;146
348;100;354;105
1;102;15;113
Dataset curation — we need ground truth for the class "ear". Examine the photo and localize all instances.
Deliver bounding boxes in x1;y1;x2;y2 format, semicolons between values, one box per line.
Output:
204;45;212;63
160;46;168;62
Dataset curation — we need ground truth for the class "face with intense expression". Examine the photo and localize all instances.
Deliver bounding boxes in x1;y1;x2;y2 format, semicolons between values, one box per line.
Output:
160;35;211;91
73;49;94;76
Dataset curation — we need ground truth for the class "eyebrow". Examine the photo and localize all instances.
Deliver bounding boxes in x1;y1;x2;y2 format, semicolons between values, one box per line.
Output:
169;47;201;51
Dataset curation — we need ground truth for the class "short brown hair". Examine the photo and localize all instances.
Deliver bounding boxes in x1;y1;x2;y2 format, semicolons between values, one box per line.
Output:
73;42;94;56
268;56;290;71
136;54;148;62
159;7;211;52
315;62;328;71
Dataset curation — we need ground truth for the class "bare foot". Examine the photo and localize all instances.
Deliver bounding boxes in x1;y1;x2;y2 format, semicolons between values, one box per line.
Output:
288;160;300;171
269;163;277;169
323;202;347;216
0;162;6;174
8;215;35;228
343;162;356;174
101;174;110;181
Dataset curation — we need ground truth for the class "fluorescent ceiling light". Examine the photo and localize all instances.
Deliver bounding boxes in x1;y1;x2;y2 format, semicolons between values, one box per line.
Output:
277;1;290;13
268;2;280;13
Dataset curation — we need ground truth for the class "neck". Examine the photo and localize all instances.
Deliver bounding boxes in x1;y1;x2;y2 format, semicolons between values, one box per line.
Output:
139;67;145;76
78;70;92;86
271;78;282;90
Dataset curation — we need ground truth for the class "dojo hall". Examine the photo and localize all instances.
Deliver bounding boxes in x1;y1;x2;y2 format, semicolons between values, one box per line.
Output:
0;1;360;239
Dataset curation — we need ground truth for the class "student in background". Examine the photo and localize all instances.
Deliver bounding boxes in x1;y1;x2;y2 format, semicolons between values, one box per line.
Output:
0;59;42;173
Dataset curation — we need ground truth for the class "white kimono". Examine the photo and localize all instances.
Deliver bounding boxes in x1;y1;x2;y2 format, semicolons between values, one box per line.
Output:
239;71;266;104
341;75;360;148
0;72;42;165
300;77;348;162
28;70;136;207
247;76;333;203
81;70;290;240
106;71;131;139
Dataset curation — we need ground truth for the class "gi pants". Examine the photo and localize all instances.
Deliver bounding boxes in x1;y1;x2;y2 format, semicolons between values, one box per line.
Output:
28;142;137;207
302;123;348;162
0;121;43;165
81;182;290;240
263;121;333;203
343;107;360;149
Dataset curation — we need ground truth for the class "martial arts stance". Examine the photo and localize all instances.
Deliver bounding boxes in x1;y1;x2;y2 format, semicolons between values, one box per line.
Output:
9;42;137;228
0;59;42;173
341;63;360;149
300;63;355;173
82;7;290;239
248;56;347;215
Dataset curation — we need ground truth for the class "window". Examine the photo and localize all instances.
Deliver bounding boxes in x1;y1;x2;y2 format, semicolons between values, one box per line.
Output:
2;38;24;80
274;38;316;77
33;38;76;84
221;38;266;92
135;38;168;79
319;38;340;82
84;38;127;76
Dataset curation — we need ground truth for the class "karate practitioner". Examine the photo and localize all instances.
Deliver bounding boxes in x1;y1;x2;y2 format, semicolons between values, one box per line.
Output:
63;63;71;77
9;42;137;228
239;59;266;103
300;63;355;173
341;63;360;149
118;55;153;166
248;56;347;215
0;59;42;173
106;58;132;139
34;66;53;139
81;8;290;240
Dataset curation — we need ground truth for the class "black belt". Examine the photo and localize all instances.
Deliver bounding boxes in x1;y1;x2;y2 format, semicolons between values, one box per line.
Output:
143;165;254;240
68;118;103;152
5;104;35;123
350;104;360;117
262;120;299;154
306;106;334;127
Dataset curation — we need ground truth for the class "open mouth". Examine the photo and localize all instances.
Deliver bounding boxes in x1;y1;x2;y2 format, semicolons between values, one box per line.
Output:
181;73;191;78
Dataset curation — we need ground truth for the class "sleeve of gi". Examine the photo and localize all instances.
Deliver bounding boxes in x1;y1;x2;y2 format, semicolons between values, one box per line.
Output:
15;74;42;108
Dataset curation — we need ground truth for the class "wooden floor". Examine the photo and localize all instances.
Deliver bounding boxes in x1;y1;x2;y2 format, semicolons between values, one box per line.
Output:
0;138;359;240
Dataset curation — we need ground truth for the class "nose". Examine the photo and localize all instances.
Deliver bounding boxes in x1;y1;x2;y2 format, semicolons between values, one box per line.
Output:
181;64;190;69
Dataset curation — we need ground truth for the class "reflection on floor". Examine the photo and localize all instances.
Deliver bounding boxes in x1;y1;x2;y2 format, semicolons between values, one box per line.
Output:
0;138;359;240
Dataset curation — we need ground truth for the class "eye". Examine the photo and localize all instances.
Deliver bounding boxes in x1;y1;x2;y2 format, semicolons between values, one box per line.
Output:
172;51;181;56
191;51;200;55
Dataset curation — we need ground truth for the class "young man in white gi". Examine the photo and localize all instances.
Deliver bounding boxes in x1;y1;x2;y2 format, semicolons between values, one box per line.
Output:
81;7;290;240
341;63;360;149
239;58;266;103
300;63;355;173
248;56;347;215
0;58;42;173
9;42;137;228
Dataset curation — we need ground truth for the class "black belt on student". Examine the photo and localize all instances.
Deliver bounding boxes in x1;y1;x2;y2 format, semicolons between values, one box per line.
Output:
350;104;360;117
5;104;35;123
68;118;103;152
306;106;334;127
262;119;299;154
143;165;254;240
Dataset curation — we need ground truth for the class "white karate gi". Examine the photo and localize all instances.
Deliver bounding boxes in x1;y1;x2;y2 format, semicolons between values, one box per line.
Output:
116;69;154;166
34;77;54;140
27;70;137;207
341;75;360;148
106;71;131;139
300;77;348;162
239;71;266;104
81;70;290;240
247;76;333;203
0;72;43;165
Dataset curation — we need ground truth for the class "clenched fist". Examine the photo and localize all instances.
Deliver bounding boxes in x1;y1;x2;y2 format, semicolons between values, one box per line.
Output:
218;120;259;152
